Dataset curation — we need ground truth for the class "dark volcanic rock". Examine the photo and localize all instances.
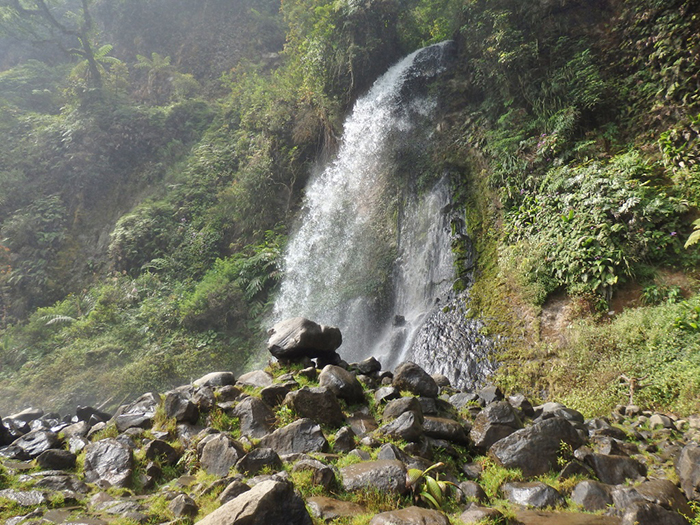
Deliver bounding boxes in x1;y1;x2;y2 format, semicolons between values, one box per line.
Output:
382;397;424;423
236;448;282;475
292;458;337;491
197;479;313;525
583;453;646;485
231;396;276;439
677;443;700;501
36;449;77;470
377;411;423;442
490;417;585;477
423;416;469;444
369;506;450;525
333;426;356;453
168;493;198;517
219;480;251;504
261;384;293;407
76;406;112;424
621;502;689;525
340;460;407;494
267;317;342;361
84;439;133;488
392;361;439;398
307;496;367;521
200;434;246;477
11;430;60;459
143;439;180;465
318;365;365;404
0;419;13;446
571;480;614;511
259;418;328;455
164;391;199;424
284;387;345;427
470;401;523;451
194;371;237;388
502;482;564;509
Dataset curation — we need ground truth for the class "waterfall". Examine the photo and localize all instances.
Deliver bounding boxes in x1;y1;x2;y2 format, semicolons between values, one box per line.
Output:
272;41;495;388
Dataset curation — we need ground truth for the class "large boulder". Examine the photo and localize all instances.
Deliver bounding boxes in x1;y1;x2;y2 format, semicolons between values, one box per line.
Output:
236;448;283;476
621;502;689;525
83;439;134;488
490;417;585;478
200;434;246;477
318;365;365;404
369;506;450;525
307;496;367;521
196;479;312;525
377;411;423;442
470;401;523;451
231;396;276;439
676;443;700;501
571;480;614;512
267;318;342;361
284;387;345;427
583;454;646;485
10;430;60;459
340;460;408;494
259;418;328;455
193;371;237;388
392;362;439;398
163;390;199;424
502;482;564;509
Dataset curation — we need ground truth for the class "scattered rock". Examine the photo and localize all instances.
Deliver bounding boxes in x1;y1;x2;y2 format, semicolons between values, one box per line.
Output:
392;361;439;398
267;317;342;362
284;387;345;427
470;400;523;451
237;369;274;388
377;411;424;442
168;494;198;517
193;371;237;388
291;458;337;491
11;430;60;459
0;489;48;506
318;365;365;404
219;480;251;504
163;391;199;424
340;460;407;494
369;506;450;525
502;481;564;509
307;496;367;521
583;454;647;485
36;449;77;470
459;504;503;524
571;480;613;511
621;502;689;525
196;479;313;525
200;434;246;477
231;396;276;439
677;443;700;501
236;448;282;475
83;439;134;488
259;418;328;455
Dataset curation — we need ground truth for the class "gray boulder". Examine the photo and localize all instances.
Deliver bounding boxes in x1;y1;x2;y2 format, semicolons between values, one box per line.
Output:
377;411;423;442
490;417;585;477
231;396;276;439
261;384;293;407
383;397;424;423
193;371;237;388
196;479;312;525
284;387;345;427
583;453;646;485
259;418;328;455
168;494;198;517
219;480;251;504
237;370;274;388
571;480;613;511
84;439;133;488
333;426;356;453
267;317;342;361
369;506;450;525
677;443;700;501
392;362;439;398
164;391;199;424
200;434;246;477
11;430;60;459
307;496;367;521
502;482;564;509
143;439;180;465
36;449;77;470
423;416;468;444
236;448;282;476
470;401;523;451
319;365;365;404
291;458;337;491
621;502;689;525
0;489;48;507
340;460;407;494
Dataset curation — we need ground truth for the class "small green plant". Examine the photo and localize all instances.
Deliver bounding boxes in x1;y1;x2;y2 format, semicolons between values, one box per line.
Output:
674;301;700;332
406;462;457;510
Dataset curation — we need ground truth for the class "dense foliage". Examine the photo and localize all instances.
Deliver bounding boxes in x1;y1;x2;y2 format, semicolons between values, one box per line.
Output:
0;0;699;415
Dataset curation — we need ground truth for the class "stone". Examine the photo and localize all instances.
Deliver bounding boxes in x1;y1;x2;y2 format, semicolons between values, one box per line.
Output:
200;434;246;477
143;439;180;465
369;506;450;525
431;374;451;388
571;480;613;511
476;385;503;405
352;357;382;375
621;502;689;525
236;448;282;475
259;418;328;455
516;509;622;524
0;419;13;446
458;481;488;504
231;396;276;439
237;369;274;388
83;439;133;488
219;480;251;504
392;361;439;398
459;504;503;524
470;401;523;451
319;365;365;404
559;460;595;480
340;460;407;494
307;496;367;520
375;386;401;404
377;443;413;464
537;403;585;425
383;397;424;423
163;391;199;424
449;392;481;410
35;474;89;493
11;430;60;459
291;458;337;491
583;454;646;485
196;479;312;525
168;494;198;517
260;384;292;407
267;317;342;361
193;371;237;388
114;413;153;433
508;393;535;418
0;489;48;506
503;482;564;509
36;449;77;470
333;426;356;453
8;408;44;423
634;479;692;516
377;411;423;442
284;387;345;427
649;414;674;430
348;411;378;436
676;443;700;501
490;417;586;478
423;416;468;444
75;406;111;424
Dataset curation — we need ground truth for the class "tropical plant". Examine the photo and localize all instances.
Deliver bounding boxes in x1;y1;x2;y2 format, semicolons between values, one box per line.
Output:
406;462;456;510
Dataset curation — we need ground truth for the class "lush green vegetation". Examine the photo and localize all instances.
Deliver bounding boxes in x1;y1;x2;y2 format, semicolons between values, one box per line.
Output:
0;0;699;416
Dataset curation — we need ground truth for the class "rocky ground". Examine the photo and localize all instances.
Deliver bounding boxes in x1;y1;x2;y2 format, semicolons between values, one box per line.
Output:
1;319;700;525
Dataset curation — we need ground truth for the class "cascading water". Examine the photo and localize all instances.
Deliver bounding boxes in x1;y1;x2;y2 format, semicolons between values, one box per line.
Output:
273;41;496;389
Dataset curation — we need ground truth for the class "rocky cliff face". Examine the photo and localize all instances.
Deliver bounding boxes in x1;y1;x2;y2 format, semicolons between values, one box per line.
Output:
1;346;698;524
